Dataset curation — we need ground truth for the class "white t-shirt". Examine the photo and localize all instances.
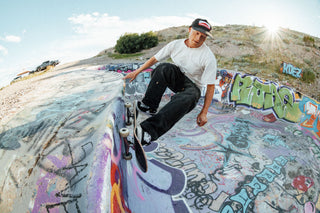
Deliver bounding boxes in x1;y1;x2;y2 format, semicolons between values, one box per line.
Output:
154;39;217;88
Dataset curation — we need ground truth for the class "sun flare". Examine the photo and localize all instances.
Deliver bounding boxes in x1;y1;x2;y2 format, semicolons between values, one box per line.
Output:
265;23;279;34
262;16;282;35
260;19;284;49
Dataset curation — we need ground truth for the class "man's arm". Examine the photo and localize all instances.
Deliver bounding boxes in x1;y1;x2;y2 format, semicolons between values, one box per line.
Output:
197;84;215;126
123;56;158;82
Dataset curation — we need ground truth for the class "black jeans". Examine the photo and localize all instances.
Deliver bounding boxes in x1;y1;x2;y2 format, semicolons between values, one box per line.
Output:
140;63;201;140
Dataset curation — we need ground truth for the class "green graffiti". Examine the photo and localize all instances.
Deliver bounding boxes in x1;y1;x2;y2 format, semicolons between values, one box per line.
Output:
230;74;301;122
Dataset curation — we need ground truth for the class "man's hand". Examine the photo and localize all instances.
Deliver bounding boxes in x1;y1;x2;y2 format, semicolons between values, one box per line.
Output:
196;112;208;126
123;71;139;82
123;56;158;82
197;84;215;127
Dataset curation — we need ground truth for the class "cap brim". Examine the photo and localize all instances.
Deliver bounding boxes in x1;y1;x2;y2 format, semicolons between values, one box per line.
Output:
192;26;213;38
205;31;213;39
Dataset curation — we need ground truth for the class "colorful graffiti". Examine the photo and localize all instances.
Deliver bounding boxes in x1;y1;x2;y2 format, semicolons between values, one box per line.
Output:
299;96;320;138
230;73;302;122
280;61;303;78
220;155;289;212
98;63;235;102
0;70;125;212
1;64;320;212
98;63;156;98
151;102;320;212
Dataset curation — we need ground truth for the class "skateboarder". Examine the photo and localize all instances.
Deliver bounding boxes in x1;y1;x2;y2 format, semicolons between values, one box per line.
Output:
123;18;217;145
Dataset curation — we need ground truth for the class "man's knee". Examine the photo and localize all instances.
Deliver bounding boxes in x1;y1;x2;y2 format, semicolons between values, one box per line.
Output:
186;87;201;108
152;63;175;77
173;88;200;107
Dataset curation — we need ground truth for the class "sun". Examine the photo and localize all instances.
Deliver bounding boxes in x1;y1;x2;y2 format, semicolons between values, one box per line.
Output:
260;19;284;49
263;18;281;35
265;23;279;34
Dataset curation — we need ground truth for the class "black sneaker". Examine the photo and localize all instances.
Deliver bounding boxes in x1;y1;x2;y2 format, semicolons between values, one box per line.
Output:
137;101;157;116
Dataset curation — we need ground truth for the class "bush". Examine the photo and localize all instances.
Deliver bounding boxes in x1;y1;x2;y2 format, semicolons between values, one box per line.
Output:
115;32;158;54
140;32;158;49
302;68;315;83
303;35;314;46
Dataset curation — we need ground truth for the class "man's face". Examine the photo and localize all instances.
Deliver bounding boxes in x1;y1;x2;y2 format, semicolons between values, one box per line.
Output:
187;27;207;48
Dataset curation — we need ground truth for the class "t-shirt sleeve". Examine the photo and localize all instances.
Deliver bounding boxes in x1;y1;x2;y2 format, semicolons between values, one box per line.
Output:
154;41;176;61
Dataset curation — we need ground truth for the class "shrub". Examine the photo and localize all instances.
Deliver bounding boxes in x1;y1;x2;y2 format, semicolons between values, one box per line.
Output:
302;68;315;83
140;32;158;49
115;32;158;54
303;35;315;46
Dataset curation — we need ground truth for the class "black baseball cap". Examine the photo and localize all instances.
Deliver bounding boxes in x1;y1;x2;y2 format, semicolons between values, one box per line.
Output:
190;18;213;38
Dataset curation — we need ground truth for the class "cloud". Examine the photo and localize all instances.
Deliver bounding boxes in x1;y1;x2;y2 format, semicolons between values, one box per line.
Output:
0;45;8;55
67;13;194;49
69;13;194;35
0;35;21;43
48;13;196;63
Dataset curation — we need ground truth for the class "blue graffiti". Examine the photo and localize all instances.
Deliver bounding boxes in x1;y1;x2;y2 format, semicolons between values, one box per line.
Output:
220;156;288;213
281;62;303;78
226;118;252;149
263;134;289;148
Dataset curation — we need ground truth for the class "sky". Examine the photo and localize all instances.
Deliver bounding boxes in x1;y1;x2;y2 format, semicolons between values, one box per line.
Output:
0;0;320;88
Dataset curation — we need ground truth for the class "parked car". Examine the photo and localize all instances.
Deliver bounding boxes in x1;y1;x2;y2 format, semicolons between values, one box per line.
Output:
11;76;21;83
35;61;50;72
51;60;60;66
35;60;60;72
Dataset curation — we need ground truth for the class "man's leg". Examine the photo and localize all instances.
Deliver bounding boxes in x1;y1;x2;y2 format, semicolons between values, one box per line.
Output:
141;76;201;141
142;63;185;110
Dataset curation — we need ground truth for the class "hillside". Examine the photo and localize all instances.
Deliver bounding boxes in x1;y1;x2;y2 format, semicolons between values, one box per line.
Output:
10;24;320;104
95;25;320;101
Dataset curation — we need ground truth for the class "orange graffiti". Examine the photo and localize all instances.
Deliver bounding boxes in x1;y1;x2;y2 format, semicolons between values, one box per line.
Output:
110;162;131;213
317;119;320;138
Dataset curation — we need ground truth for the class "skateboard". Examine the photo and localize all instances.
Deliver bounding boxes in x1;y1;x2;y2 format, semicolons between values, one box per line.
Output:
119;101;148;173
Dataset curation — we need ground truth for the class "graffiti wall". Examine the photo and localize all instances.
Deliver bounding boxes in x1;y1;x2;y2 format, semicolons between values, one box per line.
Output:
0;70;125;212
96;63;320;212
97;63;235;101
1;63;319;212
147;72;320;212
98;63;150;97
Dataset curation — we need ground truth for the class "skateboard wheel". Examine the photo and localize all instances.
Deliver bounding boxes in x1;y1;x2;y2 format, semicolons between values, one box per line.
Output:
123;152;132;160
125;102;132;108
119;128;130;137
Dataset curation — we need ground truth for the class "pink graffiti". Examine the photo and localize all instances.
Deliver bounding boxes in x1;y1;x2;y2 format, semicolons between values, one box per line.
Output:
304;201;316;213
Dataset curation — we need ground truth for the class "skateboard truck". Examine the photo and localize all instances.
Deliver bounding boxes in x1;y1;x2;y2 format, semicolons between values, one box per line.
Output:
119;100;147;172
125;102;133;125
119;127;132;160
120;102;135;160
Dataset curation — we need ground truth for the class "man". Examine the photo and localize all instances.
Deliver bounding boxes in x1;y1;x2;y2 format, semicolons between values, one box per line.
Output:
123;18;217;145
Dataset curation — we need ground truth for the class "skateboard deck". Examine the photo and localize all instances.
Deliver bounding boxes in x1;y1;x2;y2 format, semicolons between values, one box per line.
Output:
120;101;148;173
132;101;148;172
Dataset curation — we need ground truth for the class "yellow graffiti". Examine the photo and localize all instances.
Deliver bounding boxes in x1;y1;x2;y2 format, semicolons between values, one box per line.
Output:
111;179;126;213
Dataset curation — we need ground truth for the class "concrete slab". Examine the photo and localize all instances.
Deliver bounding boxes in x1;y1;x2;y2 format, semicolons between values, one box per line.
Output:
0;64;319;212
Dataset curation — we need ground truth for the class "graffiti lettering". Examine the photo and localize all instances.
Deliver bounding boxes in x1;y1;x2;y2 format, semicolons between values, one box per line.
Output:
230;74;301;122
221;156;288;212
153;143;231;211
280;62;303;78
